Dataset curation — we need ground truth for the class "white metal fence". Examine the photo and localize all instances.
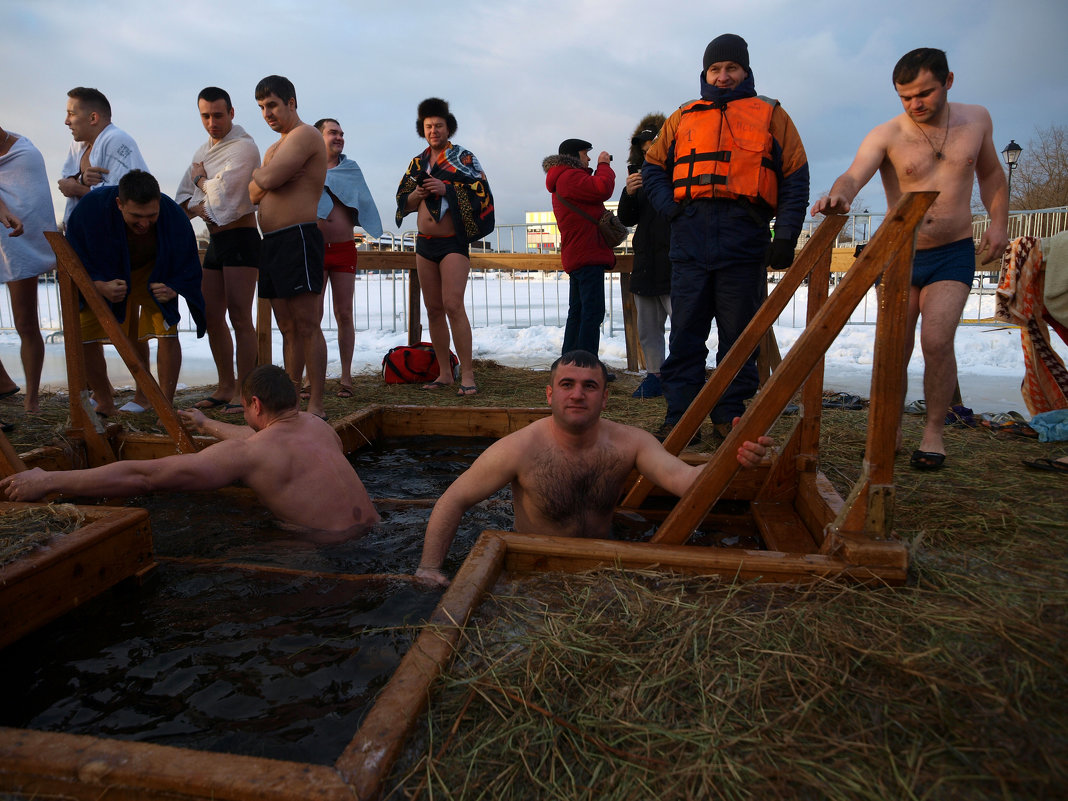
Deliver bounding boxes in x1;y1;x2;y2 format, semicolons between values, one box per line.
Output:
8;209;1066;337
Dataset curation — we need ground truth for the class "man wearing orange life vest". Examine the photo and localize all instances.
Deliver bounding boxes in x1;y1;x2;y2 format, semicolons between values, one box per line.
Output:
643;33;809;440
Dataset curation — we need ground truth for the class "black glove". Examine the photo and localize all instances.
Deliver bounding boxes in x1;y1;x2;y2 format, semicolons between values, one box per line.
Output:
766;235;799;269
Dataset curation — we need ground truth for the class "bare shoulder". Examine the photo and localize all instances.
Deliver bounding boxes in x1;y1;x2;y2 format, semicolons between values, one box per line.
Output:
602;419;656;451
951;102;993;128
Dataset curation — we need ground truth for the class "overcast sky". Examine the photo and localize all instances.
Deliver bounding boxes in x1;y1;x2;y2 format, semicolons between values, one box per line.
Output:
4;0;1066;237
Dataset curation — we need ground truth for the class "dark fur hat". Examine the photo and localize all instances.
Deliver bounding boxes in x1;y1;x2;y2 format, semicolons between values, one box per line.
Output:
417;97;457;137
628;112;666;167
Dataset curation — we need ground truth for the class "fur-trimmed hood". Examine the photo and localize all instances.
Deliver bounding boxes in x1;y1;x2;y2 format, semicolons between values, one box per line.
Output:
628;112;666;166
542;153;585;173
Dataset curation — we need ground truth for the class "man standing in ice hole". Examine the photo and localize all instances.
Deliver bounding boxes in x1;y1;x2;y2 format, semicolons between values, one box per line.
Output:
811;47;1008;471
1;365;379;539
414;350;773;587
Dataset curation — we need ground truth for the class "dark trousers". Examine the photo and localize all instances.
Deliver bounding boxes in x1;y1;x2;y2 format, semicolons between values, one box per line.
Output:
562;264;606;355
660;260;764;425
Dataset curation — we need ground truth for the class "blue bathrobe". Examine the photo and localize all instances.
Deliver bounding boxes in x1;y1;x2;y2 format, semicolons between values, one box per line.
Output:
66;186;206;337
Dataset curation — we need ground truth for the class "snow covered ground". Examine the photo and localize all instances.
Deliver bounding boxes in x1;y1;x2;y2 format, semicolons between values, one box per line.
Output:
2;274;1063;418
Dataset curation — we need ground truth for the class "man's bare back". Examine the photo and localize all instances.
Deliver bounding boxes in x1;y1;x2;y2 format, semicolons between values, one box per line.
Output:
0;366;378;536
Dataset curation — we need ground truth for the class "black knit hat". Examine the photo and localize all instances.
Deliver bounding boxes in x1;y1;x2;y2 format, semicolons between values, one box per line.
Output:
558;138;593;158
703;33;749;71
417;97;457;137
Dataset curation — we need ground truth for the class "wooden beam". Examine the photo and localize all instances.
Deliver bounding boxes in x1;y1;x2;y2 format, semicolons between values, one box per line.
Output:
0;431;28;477
45;232;199;455
648;192;936;547
622;213;846;508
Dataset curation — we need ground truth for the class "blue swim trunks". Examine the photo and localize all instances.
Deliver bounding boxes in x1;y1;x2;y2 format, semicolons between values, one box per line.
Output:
912;237;975;288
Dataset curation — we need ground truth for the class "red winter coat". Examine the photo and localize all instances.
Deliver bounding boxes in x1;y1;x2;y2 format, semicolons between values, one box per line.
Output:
542;154;616;273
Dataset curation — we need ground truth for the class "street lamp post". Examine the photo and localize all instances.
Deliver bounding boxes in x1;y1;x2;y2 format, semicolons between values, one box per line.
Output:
1002;139;1023;210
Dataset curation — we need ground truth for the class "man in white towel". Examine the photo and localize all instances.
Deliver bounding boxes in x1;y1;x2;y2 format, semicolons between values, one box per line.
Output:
0;124;56;414
314;117;383;397
58;87;149;225
176;87;262;412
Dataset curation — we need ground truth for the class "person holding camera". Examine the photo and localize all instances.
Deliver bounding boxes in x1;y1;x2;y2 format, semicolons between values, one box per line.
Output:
396;97;494;397
543;138;617;358
618;114;671;399
642;34;809;440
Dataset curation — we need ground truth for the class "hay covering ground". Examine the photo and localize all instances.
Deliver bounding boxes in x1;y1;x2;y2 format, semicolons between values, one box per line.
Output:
2;361;1066;799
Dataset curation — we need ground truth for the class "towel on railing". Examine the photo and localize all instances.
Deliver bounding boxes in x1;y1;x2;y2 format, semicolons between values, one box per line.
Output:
1042;230;1068;334
996;236;1068;414
174;125;260;227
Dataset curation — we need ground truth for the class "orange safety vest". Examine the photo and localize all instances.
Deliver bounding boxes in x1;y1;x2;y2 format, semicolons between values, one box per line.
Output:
671;96;778;208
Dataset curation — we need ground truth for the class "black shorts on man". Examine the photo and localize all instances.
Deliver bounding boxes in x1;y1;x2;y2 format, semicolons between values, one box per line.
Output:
258;222;325;298
202;227;261;271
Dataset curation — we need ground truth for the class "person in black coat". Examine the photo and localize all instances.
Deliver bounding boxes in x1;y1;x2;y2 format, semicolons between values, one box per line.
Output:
617;113;671;398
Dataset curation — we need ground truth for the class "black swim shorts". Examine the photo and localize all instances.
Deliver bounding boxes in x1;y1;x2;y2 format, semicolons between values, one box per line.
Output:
258;222;325;298
202;227;261;271
912;237;976;288
416;233;469;264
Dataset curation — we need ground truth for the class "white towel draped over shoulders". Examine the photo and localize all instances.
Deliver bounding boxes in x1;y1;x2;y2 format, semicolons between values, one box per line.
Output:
174;125;260;227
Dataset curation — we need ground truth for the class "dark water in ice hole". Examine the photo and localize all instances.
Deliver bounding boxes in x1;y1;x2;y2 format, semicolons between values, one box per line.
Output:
0;435;759;765
0;436;513;765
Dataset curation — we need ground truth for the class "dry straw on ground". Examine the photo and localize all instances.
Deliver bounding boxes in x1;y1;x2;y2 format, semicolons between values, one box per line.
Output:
2;361;1066;799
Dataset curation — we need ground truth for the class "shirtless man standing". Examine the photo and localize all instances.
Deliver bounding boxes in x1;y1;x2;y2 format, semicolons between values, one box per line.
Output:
249;76;329;419
811;48;1008;471
315;117;382;397
415;350;771;586
0;365;379;538
177;86;261;412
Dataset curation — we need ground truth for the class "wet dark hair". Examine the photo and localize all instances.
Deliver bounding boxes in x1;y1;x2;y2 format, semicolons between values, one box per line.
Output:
197;86;232;111
314;118;340;132
67;87;111;118
550;350;609;385
117;170;160;204
241;364;297;413
255;75;297;106
893;48;949;86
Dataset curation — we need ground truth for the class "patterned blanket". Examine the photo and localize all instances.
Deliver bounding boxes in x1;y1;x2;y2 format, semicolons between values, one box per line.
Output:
996;236;1068;414
395;143;494;244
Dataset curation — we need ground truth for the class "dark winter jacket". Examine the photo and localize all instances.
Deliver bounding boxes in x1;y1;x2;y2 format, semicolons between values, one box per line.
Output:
642;70;810;268
542;154;616;273
617;182;671;296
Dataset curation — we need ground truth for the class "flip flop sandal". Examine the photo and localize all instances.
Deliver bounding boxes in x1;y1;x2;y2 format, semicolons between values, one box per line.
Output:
192;396;229;410
0;387;20;401
456;384;478;397
421;380;451;390
336;386;354;399
909;450;946;470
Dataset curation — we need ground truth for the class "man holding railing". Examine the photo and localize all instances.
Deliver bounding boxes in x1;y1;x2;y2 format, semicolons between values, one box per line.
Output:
811;47;1008;471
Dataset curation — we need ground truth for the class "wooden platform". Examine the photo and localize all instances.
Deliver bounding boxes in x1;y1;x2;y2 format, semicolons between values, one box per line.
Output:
0;502;153;650
1;193;935;800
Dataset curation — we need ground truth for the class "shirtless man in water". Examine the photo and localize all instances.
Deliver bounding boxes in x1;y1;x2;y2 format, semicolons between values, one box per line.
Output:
0;365;379;537
249;76;329;419
415;350;771;586
811;48;1008;471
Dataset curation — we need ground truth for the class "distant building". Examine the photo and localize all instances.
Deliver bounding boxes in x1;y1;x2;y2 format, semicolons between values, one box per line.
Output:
525;202;630;254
